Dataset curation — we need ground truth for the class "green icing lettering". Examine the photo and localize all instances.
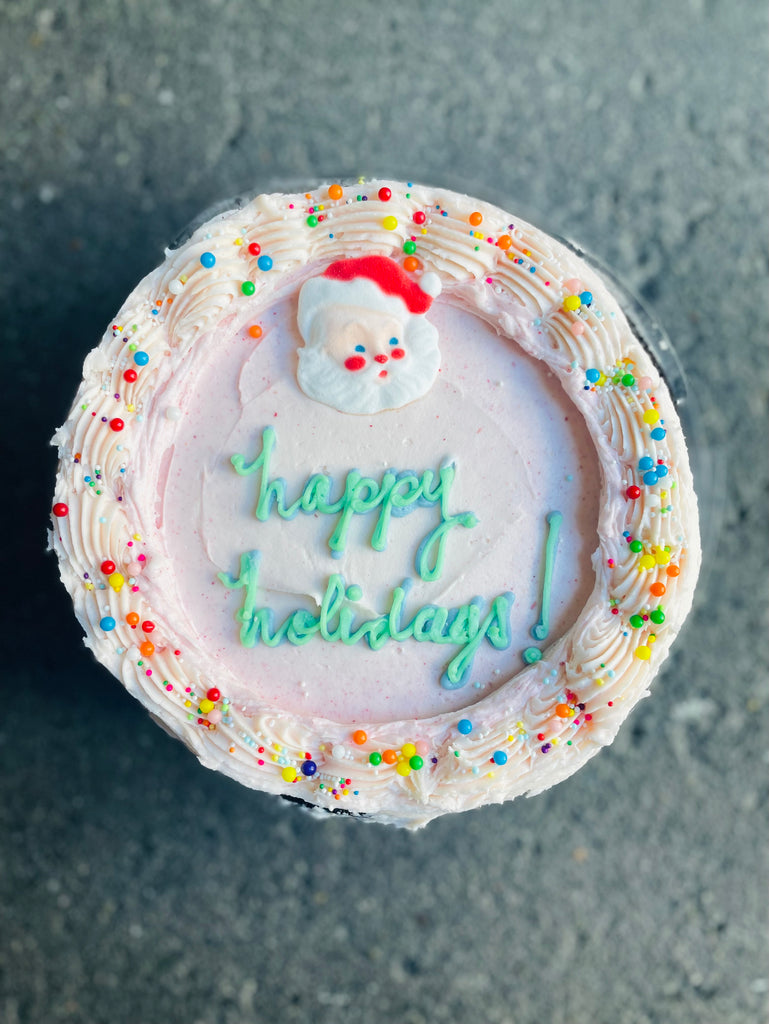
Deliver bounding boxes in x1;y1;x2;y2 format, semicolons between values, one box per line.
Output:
218;554;514;690
229;427;477;575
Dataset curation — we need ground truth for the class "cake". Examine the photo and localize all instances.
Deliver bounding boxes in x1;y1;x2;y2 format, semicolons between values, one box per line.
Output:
50;179;700;828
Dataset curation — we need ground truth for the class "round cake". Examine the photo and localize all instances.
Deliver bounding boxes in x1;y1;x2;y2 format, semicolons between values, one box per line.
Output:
50;179;700;828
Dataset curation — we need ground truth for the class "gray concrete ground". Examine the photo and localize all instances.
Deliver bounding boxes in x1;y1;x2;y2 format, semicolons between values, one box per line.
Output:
1;1;767;1022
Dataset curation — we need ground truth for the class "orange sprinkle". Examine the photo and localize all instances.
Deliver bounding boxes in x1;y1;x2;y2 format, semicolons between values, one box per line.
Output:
555;703;573;718
327;183;343;200
248;324;263;339
125;612;140;627
352;729;367;745
140;640;155;657
403;256;420;272
650;581;666;597
666;565;680;578
496;234;513;250
468;211;483;226
382;749;398;765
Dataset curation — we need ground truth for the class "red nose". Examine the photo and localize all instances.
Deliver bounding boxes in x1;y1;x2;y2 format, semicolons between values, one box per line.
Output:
374;354;388;364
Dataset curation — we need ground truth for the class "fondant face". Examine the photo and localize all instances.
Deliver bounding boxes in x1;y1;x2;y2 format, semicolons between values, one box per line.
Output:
311;304;406;379
296;273;441;415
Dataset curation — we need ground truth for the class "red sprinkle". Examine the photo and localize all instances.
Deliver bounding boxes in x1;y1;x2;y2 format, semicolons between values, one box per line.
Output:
627;485;641;500
109;418;124;432
53;503;69;518
123;369;138;383
378;187;392;202
248;242;261;256
101;560;116;575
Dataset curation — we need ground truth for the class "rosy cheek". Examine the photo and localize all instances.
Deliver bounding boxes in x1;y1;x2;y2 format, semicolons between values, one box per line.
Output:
344;355;366;371
391;348;405;360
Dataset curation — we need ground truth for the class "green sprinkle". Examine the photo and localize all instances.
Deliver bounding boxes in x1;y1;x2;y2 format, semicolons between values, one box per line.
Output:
369;752;382;766
241;281;256;296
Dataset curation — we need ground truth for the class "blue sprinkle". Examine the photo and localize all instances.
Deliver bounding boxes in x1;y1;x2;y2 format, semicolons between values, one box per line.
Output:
134;351;150;366
457;719;473;735
529;266;536;273
650;427;667;440
492;750;508;766
638;456;654;471
580;290;593;306
257;254;273;272
100;616;116;632
586;368;600;383
200;251;216;268
643;471;659;485
301;760;317;777
656;464;669;478
354;344;365;352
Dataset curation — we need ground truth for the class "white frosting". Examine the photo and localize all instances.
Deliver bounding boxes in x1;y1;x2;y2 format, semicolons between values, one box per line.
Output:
50;180;700;828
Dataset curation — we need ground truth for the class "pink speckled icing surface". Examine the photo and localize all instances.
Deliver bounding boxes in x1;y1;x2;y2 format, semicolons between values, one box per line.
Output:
151;296;599;723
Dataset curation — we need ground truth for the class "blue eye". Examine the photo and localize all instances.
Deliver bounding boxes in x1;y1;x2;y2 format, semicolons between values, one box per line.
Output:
354;344;365;352
389;337;398;346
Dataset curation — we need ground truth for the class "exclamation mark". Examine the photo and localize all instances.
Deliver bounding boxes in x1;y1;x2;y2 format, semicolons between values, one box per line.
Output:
523;510;562;664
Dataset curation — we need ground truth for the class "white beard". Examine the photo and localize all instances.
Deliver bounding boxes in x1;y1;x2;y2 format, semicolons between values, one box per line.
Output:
297;316;441;415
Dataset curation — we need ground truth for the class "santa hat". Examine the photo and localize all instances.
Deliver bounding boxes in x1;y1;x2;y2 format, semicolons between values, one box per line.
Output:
324;256;441;313
298;256;442;344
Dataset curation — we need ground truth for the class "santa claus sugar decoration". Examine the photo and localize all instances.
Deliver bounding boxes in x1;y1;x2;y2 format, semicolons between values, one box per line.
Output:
296;256;442;414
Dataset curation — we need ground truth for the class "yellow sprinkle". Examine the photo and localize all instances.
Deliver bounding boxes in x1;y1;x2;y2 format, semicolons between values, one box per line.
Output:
342;788;349;795
184;700;191;708
234;237;243;246
199;698;214;714
563;295;581;312
272;754;278;762
421;227;427;234
594;678;604;686
635;645;652;660
551;737;559;745
125;404;135;413
132;534;141;541
84;582;94;590
655;550;671;565
401;742;416;758
282;766;297;783
395;761;411;777
643;409;660;424
382;215;398;231
107;572;124;591
639;554;656;570
180;275;188;284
